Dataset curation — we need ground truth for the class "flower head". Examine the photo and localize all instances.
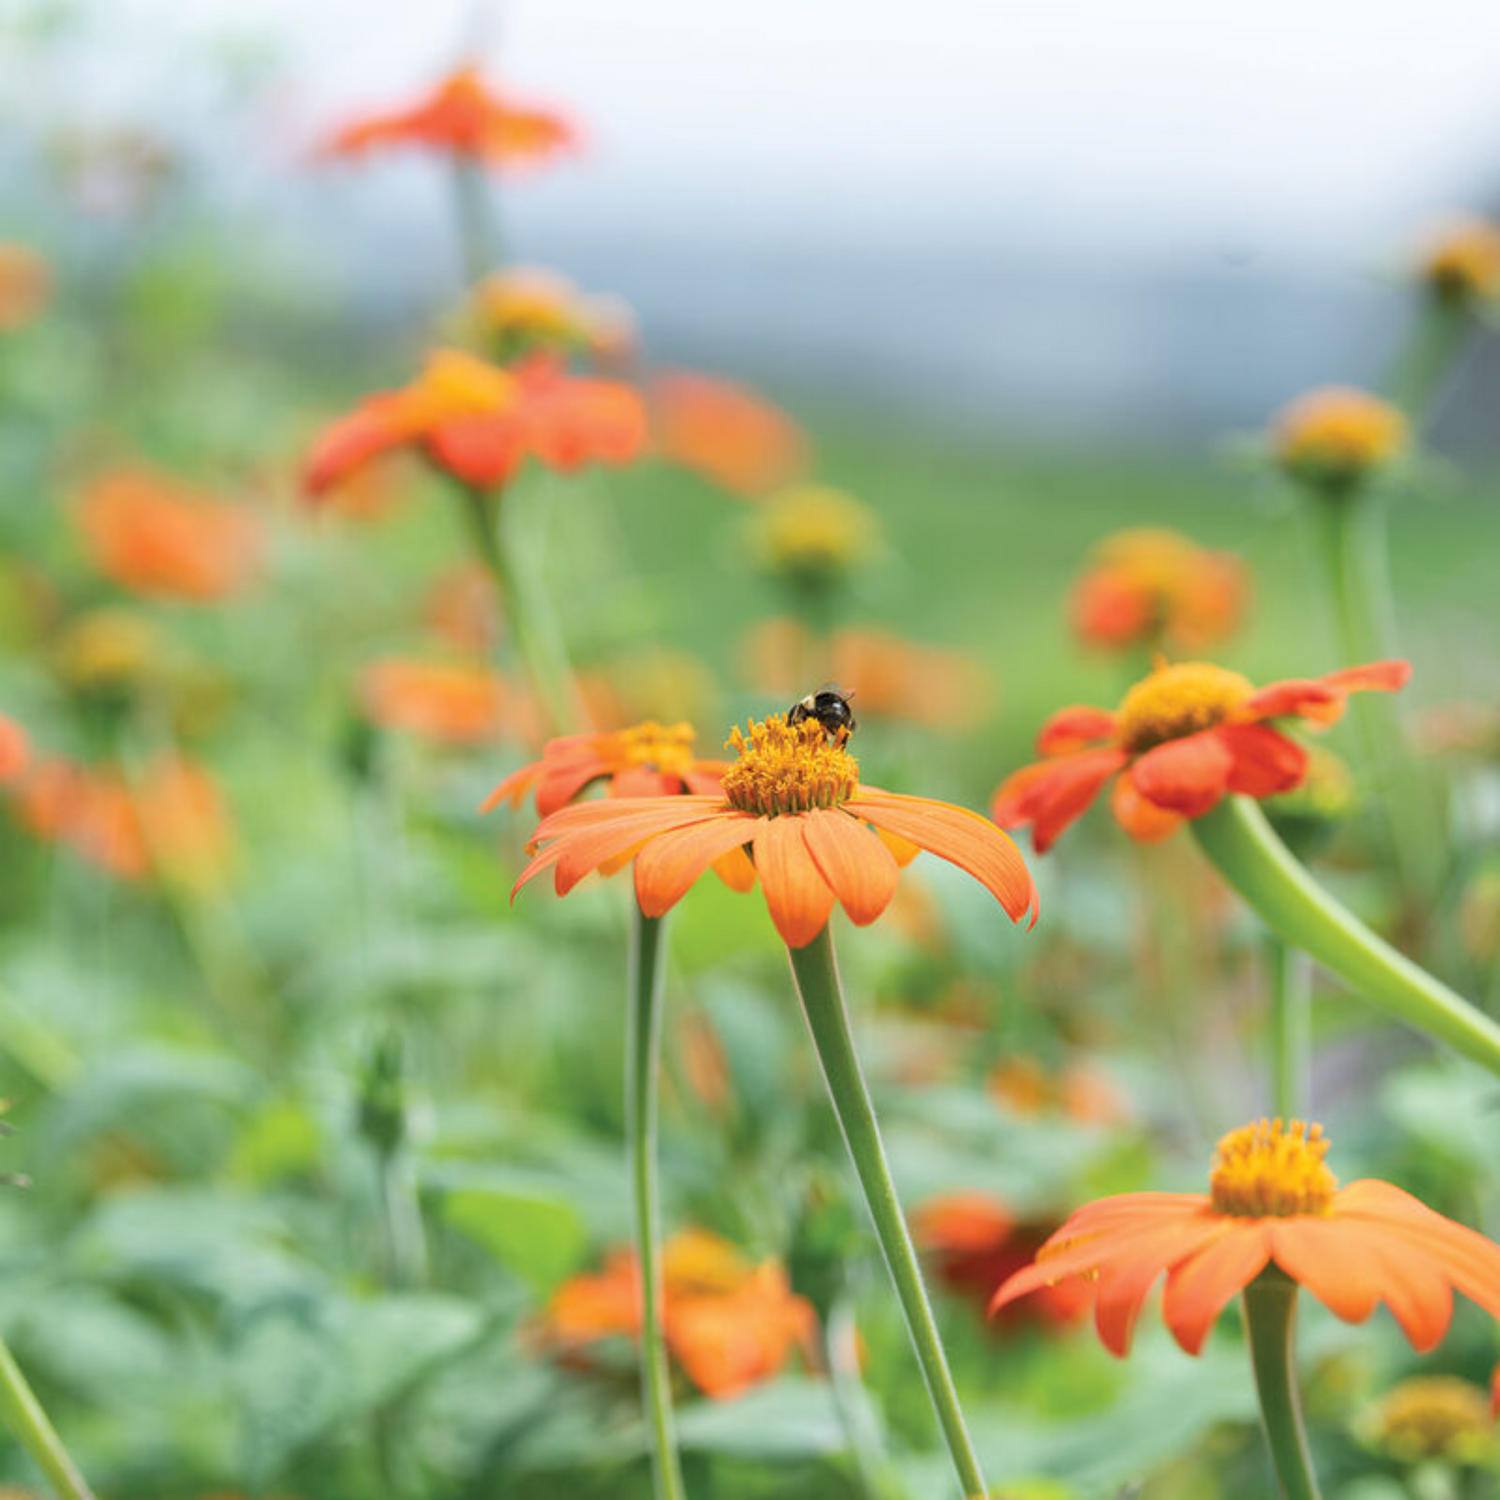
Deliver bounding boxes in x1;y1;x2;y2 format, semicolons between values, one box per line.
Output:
0;715;28;785
303;350;645;498
648;371;808;497
754;484;880;589
322;66;578;170
0;243;50;331
75;468;260;603
992;657;1409;852
511;712;1037;947
359;657;510;747
1419;216;1500;304
1365;1375;1495;1464
469;266;632;365
1070;527;1250;654
1274;387;1407;489
991;1118;1500;1357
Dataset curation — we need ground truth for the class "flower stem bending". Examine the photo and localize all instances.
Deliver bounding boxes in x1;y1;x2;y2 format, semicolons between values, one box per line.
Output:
1266;936;1311;1119
787;925;988;1500
0;1335;96;1500
1193;797;1500;1076
1242;1267;1322;1500
627;909;687;1500
459;484;583;737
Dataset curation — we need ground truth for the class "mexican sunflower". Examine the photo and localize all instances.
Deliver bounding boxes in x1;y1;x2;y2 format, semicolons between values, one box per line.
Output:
321;65;578;170
1420;216;1500;304
1273;386;1407;488
992;657;1410;852
75;468;260;603
302;349;645;499
359;657;510;747
647;371;808;498
512;713;1037;948
992;1119;1500;1358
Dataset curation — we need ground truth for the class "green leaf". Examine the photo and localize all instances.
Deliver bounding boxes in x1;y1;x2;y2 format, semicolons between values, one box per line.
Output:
443;1185;587;1295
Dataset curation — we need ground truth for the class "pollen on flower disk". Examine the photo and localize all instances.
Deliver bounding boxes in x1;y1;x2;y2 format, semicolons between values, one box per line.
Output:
721;714;858;816
1115;661;1253;753
1209;1118;1336;1218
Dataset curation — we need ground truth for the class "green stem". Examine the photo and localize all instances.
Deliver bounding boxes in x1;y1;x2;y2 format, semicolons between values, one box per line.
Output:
376;1147;428;1291
627;909;686;1500
0;1335;96;1500
1193;797;1500;1076
786;926;988;1500
1266;936;1311;1119
458;483;582;737
1242;1268;1321;1500
1388;299;1469;430
825;1295;906;1500
450;157;501;287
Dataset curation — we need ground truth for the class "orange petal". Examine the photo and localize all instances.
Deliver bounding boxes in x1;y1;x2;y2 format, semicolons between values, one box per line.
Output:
633;813;759;917
753;816;837;948
553;806;719;896
802;809;899;927
850;791;1038;925
1110;773;1182;843
1161;1224;1270;1354
1129;729;1234;817
1093;1219;1234;1357
1220;723;1307;799
1242;660;1410;725
876;827;921;867
711;843;757;893
991;750;1124;854
1266;1218;1385;1325
536;759;612;817
481;761;542;813
1037;705;1118;755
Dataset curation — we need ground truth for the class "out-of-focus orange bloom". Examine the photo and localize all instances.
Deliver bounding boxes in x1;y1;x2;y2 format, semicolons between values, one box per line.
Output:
321;66;578;170
359;658;509;747
75;469;260;603
677;1010;732;1115
743;619;992;732
648;371;808;498
303;350;645;498
914;1191;1090;1331
1273;387;1407;488
994;1120;1500;1357
1366;1375;1495;1464
1420;216;1500;303
1070;528;1249;654
0;715;28;785
993;658;1409;852
10;753;231;889
471;267;635;366
424;562;501;655
0;244;50;331
577;649;719;733
538;1228;817;1400
989;1056;1127;1125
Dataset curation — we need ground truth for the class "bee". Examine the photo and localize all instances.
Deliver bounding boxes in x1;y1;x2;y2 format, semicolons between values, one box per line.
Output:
788;685;857;740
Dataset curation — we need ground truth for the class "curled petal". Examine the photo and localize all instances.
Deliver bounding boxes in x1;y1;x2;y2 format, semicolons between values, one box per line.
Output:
1160;1226;1270;1355
1037;705;1118;755
1242;659;1411;725
1219;723;1308;799
711;843;757;893
633;814;759;917
991;748;1125;854
1110;774;1181;843
1129;729;1234;818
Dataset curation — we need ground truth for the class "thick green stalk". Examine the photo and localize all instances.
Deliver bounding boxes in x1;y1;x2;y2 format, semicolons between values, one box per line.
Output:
458;484;582;737
1388;299;1469;430
1266;936;1311;1118
1243;1268;1322;1500
627;909;686;1500
450;158;501;287
1193;797;1500;1076
0;1335;95;1500
787;926;987;1500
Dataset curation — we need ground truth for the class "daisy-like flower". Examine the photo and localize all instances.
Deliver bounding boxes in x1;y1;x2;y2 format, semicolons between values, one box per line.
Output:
359;657;510;747
1069;527;1250;655
992;1119;1500;1358
1273;386;1408;489
992;657;1410;852
753;483;880;591
1365;1375;1495;1465
512;712;1037;947
303;349;645;499
321;65;578;170
647;371;808;498
75;468;260;604
1419;216;1500;304
470;266;633;366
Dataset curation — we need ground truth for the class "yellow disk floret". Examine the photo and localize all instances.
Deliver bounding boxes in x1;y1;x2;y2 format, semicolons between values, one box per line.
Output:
1421;218;1500;303
1274;386;1407;487
1367;1375;1494;1464
1116;661;1254;753
722;714;859;815
617;720;699;779
1209;1119;1336;1218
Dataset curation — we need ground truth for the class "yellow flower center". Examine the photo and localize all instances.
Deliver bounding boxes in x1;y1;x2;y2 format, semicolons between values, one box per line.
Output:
617;720;699;779
1115;661;1254;753
1209;1118;1336;1218
1275;387;1407;484
721;714;859;815
1369;1376;1494;1463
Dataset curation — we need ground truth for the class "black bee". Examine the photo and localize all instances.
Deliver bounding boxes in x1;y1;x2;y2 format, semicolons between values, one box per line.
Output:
788;685;857;740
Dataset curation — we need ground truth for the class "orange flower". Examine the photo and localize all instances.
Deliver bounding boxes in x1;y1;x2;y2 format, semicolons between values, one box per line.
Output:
303;350;645;498
648;371;808;497
1070;528;1250;654
992;658;1409;852
321;65;578;170
1274;387;1407;488
132;755;234;892
0;243;51;331
470;267;633;365
539;1229;816;1400
1420;216;1500;303
0;715;28;785
915;1192;1090;1330
423;562;501;654
513;713;1038;948
485;720;729;817
988;1056;1126;1125
359;658;508;746
75;469;259;603
991;1119;1500;1357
